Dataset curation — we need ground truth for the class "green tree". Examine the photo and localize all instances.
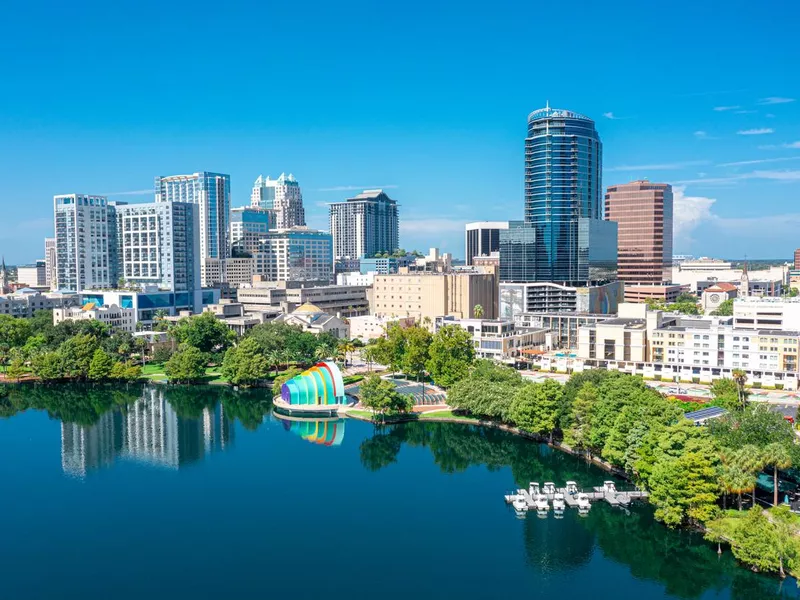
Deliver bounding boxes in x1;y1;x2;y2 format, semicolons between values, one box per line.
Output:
666;301;700;315
370;323;407;375
401;325;431;381
425;324;474;388
152;345;173;365
222;338;270;386
564;382;597;454
509;380;562;442
358;373;414;422
731;368;748;408
473;304;484;318
6;357;25;382
710;298;734;316
771;505;799;578
59;333;99;380
709;377;742;409
0;315;32;348
164;345;207;383
731;508;782;574
170;312;236;354
88;348;114;381
648;448;720;527
762;442;793;507
31;350;65;381
675;292;698;304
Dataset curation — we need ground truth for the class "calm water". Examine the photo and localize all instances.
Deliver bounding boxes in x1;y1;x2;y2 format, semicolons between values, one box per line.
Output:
0;384;797;600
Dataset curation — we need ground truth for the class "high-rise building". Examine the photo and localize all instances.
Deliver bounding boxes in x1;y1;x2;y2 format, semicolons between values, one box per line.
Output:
230;206;276;256
794;249;800;270
44;238;57;289
53;194;116;291
155;172;231;261
523;106;617;284
465;221;509;265
250;173;305;229
16;260;47;287
605;180;673;285
329;189;399;260
253;228;333;283
499;221;537;283
113;201;201;293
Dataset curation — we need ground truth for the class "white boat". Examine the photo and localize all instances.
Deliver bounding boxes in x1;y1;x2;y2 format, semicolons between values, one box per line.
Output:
565;481;578;495
535;494;549;512
576;492;592;512
543;482;556;495
553;493;566;512
528;482;540;496
512;496;528;512
603;481;618;494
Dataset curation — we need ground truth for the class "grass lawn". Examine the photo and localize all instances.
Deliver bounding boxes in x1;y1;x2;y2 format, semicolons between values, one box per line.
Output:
418;410;474;421
139;363;228;384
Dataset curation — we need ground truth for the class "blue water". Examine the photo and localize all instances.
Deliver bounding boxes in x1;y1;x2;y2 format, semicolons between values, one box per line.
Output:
0;384;796;599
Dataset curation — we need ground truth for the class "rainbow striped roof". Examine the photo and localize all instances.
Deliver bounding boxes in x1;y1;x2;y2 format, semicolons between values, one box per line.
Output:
280;361;346;406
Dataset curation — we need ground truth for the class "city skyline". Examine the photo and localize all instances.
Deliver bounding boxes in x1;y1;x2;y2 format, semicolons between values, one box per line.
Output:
0;1;798;263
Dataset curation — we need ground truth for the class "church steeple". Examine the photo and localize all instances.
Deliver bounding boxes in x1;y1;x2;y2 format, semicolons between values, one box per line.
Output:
0;256;8;292
739;259;750;297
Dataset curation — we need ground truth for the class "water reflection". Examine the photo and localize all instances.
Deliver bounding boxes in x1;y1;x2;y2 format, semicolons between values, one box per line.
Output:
360;422;799;599
60;387;234;477
275;415;345;446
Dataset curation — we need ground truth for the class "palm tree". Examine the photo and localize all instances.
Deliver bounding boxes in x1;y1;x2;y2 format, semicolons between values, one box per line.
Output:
338;341;356;366
314;345;332;362
362;346;375;372
762;442;793;507
731;368;748;408
281;348;296;370
473;304;484;319
266;351;281;377
720;463;755;511
731;444;764;508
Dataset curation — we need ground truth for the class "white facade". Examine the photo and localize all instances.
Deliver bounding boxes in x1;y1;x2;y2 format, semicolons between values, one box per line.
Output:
465;221;509;266
54;303;136;333
734;297;800;331
53;194;115;291
0;290;80;317
202;258;256;287
435;316;547;362
349;314;414;342
114;201;201;293
250;173;305;229
45;238;57;289
17;261;47;287
336;271;375;287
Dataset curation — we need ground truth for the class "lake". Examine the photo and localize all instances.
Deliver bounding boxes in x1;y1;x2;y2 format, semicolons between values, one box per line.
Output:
0;383;797;599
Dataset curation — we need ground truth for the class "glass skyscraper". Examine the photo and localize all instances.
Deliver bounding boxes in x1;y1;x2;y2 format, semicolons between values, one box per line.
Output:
522;106;616;284
155;172;231;261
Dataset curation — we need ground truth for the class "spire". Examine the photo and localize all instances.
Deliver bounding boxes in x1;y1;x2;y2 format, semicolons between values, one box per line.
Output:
739;257;750;297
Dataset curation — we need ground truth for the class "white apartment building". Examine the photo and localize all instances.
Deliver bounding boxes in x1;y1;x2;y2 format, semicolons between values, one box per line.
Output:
114;201;201;293
329;189;399;260
336;271;375;287
252;228;333;283
45;238;56;289
250;173;305;229
0;289;80;317
54;194;115;291
155;172;231;262
54;303;136;333
733;297;800;331
202;258;256;287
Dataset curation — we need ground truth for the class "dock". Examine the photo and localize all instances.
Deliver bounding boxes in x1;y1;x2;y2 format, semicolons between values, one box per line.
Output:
505;481;648;513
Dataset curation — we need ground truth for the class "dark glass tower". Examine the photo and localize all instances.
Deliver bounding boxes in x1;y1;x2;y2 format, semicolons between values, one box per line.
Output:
523;106;616;284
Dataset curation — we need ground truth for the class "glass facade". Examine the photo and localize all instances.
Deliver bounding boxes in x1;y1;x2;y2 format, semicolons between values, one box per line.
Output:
524;107;612;284
499;221;537;282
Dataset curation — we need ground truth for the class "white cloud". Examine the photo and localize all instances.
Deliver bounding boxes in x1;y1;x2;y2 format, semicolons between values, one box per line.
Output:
672;186;717;243
717;156;800;167
784;141;800;149
694;131;708;139
316;184;398;192
758;97;796;105
606;160;708;172
714;105;741;111
603;112;618;120
758;144;778;150
734;109;758;114
737;128;774;135
676;169;800;185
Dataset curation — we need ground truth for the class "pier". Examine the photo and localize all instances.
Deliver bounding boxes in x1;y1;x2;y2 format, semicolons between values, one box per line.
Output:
505;481;648;513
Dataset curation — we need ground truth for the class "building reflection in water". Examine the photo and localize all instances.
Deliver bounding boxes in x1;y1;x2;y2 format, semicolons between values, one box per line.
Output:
60;387;233;477
276;415;345;447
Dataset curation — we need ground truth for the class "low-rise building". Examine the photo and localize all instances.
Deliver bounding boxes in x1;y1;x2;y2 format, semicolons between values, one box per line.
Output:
624;283;685;304
237;281;369;317
16;261;47;288
734;297;800;331
336;272;375;287
373;270;497;325
273;303;349;339
349;314;415;342
0;289;80;317
500;281;623;317
202;299;279;335
202;258;256;287
701;283;738;313
435;316;546;362
78;288;218;329
54;302;136;333
514;311;614;350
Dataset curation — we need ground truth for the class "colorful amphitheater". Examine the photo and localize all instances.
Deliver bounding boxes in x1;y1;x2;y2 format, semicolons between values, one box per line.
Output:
278;418;345;446
279;361;347;407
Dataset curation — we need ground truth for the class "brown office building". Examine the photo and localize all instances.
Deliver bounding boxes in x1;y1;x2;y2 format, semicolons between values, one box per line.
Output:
605;180;673;302
794;248;800;270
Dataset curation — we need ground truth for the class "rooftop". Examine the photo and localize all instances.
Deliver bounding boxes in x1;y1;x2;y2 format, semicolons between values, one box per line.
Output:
527;106;593;122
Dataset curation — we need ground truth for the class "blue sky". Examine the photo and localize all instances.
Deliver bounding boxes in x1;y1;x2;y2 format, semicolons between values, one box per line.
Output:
1;0;799;263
